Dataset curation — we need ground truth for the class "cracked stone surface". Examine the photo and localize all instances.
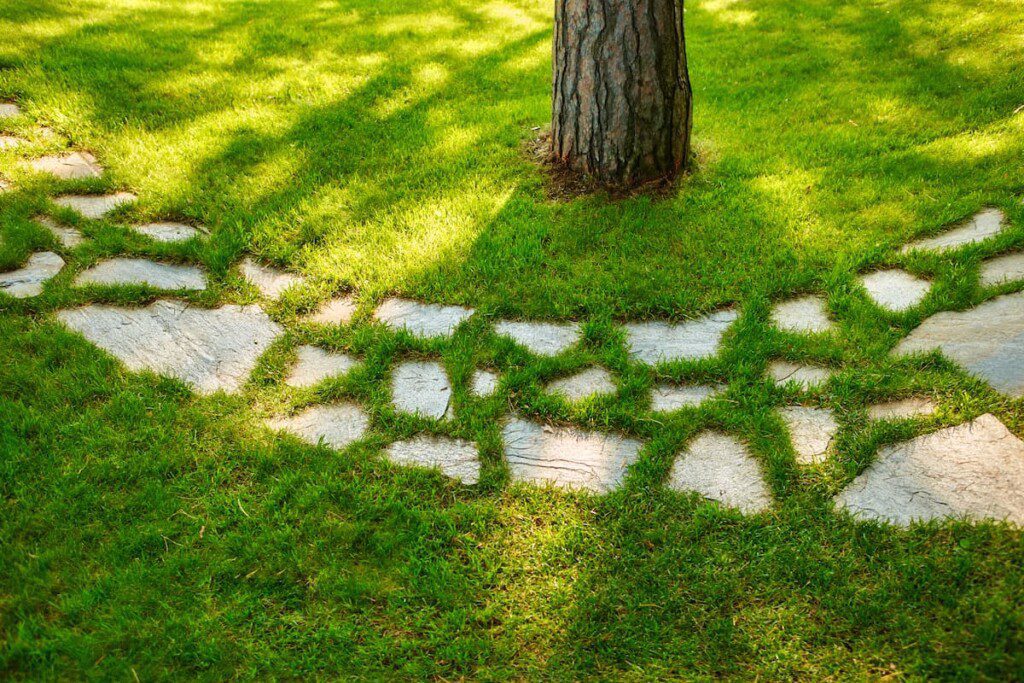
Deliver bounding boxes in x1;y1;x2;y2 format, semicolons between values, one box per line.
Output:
375;297;473;338
391;360;452;419
494;320;581;356
780;406;838;465
0;251;64;298
0;135;24;149
55;192;136;219
131;221;203;243
651;383;725;412
624;309;739;364
502;417;643;493
266;403;369;451
470;369;499;397
28;151;103;180
768;361;833;389
771;296;834;334
305;295;357;326
868;397;937;421
835;414;1024;526
75;258;207;290
0;103;20;118
286;345;359;388
58;300;282;394
860;270;931;312
239;257;305;298
668;431;772;514
894;292;1024;397
36;216;85;248
980;252;1024;287
385;435;481;484
545;367;615;402
902;208;1006;253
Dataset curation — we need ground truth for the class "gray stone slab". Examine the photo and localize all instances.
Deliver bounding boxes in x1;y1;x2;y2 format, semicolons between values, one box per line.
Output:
239;257;306;299
894;292;1024;397
391;360;452;419
0;251;64;298
545;367;615;402
868;397;937;421
75;258;207;290
375;297;473;338
266;403;369;451
502;416;643;493
385;435;481;484
286;345;359;388
55;192;136;219
494;320;581;356
624;309;739;364
901;208;1006;254
768;361;833;389
780;406;838;465
36;216;85;248
0;135;24;149
668;431;772;514
980;252;1024;287
57;300;282;394
0;103;21;118
651;383;724;412
27;151;103;179
305;295;357;326
835;414;1024;526
470;368;499;397
771;296;834;334
860;270;931;312
131;222;203;243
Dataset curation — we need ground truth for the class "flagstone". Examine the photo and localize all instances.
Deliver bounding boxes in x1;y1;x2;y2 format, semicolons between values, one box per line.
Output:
668;431;772;514
384;435;481;484
0;103;20;118
286;345;359;388
266;403;369;451
0;135;24;149
391;360;452;419
868;397;937;421
545;367;615;402
901;208;1006;254
305;295;357;325
860;270;931;312
771;296;834;334
36;216;85;248
239;257;306;298
75;258;207;290
0;251;64;298
494;320;581;356
131;221;203;243
27;151;103;179
375;297;473;338
54;192;136;219
780;406;838;465
980;252;1024;287
768;361;833;389
651;383;725;412
624;309;739;364
470;368;499;397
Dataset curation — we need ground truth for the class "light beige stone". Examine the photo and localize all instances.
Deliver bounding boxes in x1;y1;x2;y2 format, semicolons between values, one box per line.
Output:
0;103;21;118
131;222;203;243
55;192;136;219
771;296;834;334
27;151;103;179
867;397;937;421
266;403;369;451
375;297;473;338
36;216;85;248
385;435;481;484
651;384;724;412
860;270;931;312
286;346;359;388
668;431;772;514
980;252;1024;287
0;135;24;149
470;369;499;397
75;258;207;290
0;251;64;298
391;360;452;419
624;309;739;364
494;320;581;356
305;295;357;326
902;208;1006;253
768;361;833;389
545;367;616;402
780;406;838;465
239;257;305;298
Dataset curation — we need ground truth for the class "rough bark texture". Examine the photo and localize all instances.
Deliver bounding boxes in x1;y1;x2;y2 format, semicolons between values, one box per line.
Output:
552;0;692;187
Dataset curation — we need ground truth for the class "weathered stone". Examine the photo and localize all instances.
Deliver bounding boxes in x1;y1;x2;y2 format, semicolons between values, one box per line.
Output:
868;397;937;421
375;298;473;338
651;383;724;412
75;258;207;290
545;367;616;402
0;135;24;149
860;270;931;312
624;309;739;364
780;406;838;465
305;295;357;326
266;403;369;451
771;296;834;334
470;368;499;397
0;251;64;298
391;360;452;419
239;257;306;299
58;300;282;394
980;252;1024;287
131;222;203;243
0;179;10;193
902;208;1006;253
286;345;359;388
768;361;833;389
835;414;1024;526
27;151;103;179
55;192;136;219
0;103;21;118
502;416;643;493
894;292;1024;397
668;431;772;514
494;320;581;356
36;216;85;248
384;435;481;484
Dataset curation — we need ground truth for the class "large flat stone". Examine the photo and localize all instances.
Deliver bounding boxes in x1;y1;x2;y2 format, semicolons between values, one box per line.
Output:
668;431;772;514
980;252;1024;287
57;300;282;394
0;103;21;118
36;216;85;248
545;367;616;402
75;258;207;290
624;309;739;364
384;435;481;484
502;417;643;493
651;383;724;412
131;222;203;243
239;257;306;299
780;406;838;465
771;296;834;334
286;346;359;388
391;360;452;419
868;397;937;421
894;292;1024;397
55;192;136;219
0;135;25;149
305;295;357;326
902;208;1006;253
0;251;64;298
266;403;369;451
835;414;1024;526
375;298;473;338
28;152;103;179
470;368;499;397
860;270;931;312
768;361;833;390
494;320;581;356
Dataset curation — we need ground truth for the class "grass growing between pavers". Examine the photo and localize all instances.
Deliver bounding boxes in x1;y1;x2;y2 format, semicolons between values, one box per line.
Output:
2;0;1024;678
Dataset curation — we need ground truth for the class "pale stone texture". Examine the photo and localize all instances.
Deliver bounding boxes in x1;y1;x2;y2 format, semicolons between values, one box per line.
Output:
385;435;481;484
835;414;1024;526
545;367;616;402
470;369;499;397
901;208;1006;253
0;103;21;118
58;300;282;394
868;397;937;421
0;252;64;298
240;257;305;298
391;360;452;419
375;298;473;338
0;135;24;149
286;346;359;388
624;309;739;364
36;216;85;248
651;384;724;412
55;192;136;219
0;179;10;193
768;361;833;389
771;296;834;334
28;151;103;179
494;320;581;356
668;432;772;514
860;270;931;312
780;406;838;465
894;292;1024;397
75;258;207;290
266;403;369;451
502;417;643;493
980;252;1024;287
131;222;203;243
305;295;357;325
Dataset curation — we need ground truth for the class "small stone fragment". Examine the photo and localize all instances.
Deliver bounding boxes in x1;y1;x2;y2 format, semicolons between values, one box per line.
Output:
385;435;481;484
0;103;21;118
286;346;359;388
391;360;452;419
668;431;772;514
650;383;724;412
375;297;474;338
980;252;1024;287
266;403;369;451
860;270;931;312
0;135;24;149
36;216;85;248
75;258;207;290
780;406;838;465
771;296;834;334
624;309;739;364
470;368;499;397
901;208;1006;253
494;320;581;356
55;192;136;219
131;221;203;243
0;251;64;298
867;397;937;421
239;257;306;298
768;361;833;389
27;151;103;179
545;367;616;402
305;295;357;326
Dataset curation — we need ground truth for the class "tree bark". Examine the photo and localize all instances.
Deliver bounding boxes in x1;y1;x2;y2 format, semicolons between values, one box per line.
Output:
551;0;692;187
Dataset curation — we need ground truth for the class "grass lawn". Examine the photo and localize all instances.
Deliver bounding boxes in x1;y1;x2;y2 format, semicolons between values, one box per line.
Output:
2;0;1024;678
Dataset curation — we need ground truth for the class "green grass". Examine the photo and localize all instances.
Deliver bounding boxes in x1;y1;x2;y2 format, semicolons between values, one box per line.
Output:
1;0;1024;678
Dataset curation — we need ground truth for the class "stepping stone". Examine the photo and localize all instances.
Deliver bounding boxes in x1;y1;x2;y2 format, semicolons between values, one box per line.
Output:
0;135;24;149
239;257;306;299
0;251;64;298
130;221;203;243
780;406;838;465
894;292;1024;397
768;361;833;389
624;309;739;364
0;179;10;193
27;151;103;179
651;383;724;412
668;431;772;514
58;300;282;394
0;103;21;118
835;414;1024;526
36;216;85;248
391;360;452;419
494;320;581;356
901;208;1006;254
860;270;931;312
868;397;937;421
305;295;357;326
285;346;359;388
502;416;643;493
545;367;615;402
771;295;834;334
374;297;473;338
75;258;207;290
266;403;369;451
470;368;499;397
980;252;1024;287
55;192;136;219
384;435;481;484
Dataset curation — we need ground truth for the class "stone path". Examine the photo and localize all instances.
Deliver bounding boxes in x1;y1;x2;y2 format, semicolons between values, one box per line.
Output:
305;295;357;326
55;192;136;219
384;435;481;484
980;252;1024;287
0;252;65;298
470;369;499;397
771;296;834;334
28;151;103;179
768;361;832;389
266;403;369;450
131;221;204;243
545;367;615;402
240;257;305;299
624;309;738;364
0;103;20;118
286;346;359;388
860;270;931;312
391;360;452;419
650;383;724;412
668;432;772;514
375;297;473;338
780;406;837;465
75;258;207;290
37;216;85;248
868;397;936;421
494;320;580;356
902;208;1006;253
0;135;24;149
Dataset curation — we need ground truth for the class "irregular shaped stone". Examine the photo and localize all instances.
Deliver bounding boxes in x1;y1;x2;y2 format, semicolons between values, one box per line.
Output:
385;435;481;484
860;270;931;312
502;417;643;493
57;300;282;394
266;403;369;451
391;360;452;419
768;361;833;389
0;251;64;298
494;320;581;356
0;103;21;118
771;296;834;334
305;295;357;325
980;252;1024;287
286;345;359;388
894;292;1024;397
131;221;203;243
36;216;85;248
901;208;1006;253
545;367;616;402
75;258;207;290
470;368;499;397
835;414;1024;526
651;383;724;412
239;257;306;299
780;406;838;465
55;192;136;219
374;297;473;338
0;179;10;193
624;309;739;364
868;397;937;421
668;431;772;514
27;151;103;179
0;135;24;149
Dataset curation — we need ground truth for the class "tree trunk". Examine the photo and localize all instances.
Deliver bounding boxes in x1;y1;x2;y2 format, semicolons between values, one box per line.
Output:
551;0;692;187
